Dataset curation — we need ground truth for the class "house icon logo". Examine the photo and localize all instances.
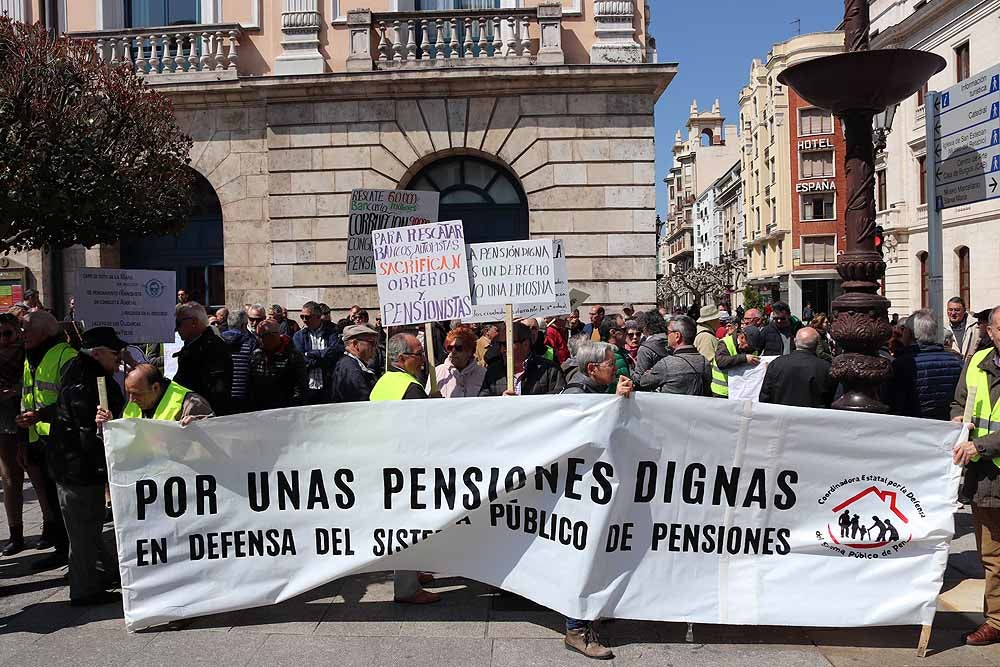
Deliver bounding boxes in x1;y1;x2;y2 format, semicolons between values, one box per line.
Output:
816;477;924;558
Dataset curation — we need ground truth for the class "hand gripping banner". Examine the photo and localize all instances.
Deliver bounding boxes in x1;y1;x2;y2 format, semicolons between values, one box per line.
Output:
104;394;964;631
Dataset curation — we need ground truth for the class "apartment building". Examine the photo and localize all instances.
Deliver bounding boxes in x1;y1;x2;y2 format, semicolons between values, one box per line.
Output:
0;0;673;317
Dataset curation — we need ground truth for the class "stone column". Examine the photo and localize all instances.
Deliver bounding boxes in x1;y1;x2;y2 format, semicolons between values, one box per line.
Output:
536;3;564;66
590;0;643;65
275;0;325;75
346;9;373;72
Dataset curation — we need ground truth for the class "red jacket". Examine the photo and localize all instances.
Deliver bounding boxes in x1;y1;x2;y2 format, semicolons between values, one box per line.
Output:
545;325;570;364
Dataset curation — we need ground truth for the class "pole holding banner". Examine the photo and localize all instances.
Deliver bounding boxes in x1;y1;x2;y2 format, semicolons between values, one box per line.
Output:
505;304;514;393
925;90;944;321
425;321;440;397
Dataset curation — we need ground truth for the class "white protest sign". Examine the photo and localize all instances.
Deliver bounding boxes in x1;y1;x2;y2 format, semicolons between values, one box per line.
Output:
466;240;556;309
463;239;569;323
106;395;962;632
372;220;473;327
75;268;175;343
348;189;440;274
727;355;779;401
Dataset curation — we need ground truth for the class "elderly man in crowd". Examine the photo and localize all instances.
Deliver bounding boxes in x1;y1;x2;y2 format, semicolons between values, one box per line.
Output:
475;323;499;367
433;326;486;399
249;319;308;411
99;364;214;425
633;309;671;377
693;306;721;363
886;310;963;420
480;322;566;396
51;327;127;605
711;311;761;398
583;305;605;342
561;333;590;384
760;302;799;356
948;296;981;359
953;306;1000;645
638;315;713;396
17;310;75;568
330;324;380;403
563;341;634;398
293;301;344;405
759;327;835;408
370;333;440;604
174;302;232;416
271;304;299;337
221;308;261;415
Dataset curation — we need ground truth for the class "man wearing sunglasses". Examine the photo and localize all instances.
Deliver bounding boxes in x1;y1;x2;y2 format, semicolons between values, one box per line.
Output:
292;301;345;405
479;322;566;397
330;324;380;403
174;302;233;417
759;302;801;357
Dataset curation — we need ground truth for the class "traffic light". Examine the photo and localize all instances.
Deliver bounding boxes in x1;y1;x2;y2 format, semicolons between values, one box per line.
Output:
874;225;885;257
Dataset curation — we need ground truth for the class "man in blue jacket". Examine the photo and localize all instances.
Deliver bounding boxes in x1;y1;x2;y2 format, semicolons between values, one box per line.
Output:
292;301;344;404
887;310;963;420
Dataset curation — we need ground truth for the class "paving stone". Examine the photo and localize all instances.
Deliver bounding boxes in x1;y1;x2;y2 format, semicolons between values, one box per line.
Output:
611;643;834;667
131;629;268;666
808;625;994;666
2;625;154;667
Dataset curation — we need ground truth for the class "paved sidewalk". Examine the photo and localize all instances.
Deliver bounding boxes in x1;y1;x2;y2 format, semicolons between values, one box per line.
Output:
1;488;998;666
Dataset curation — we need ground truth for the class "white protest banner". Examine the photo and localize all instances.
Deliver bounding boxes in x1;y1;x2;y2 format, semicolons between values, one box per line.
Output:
75;268;175;343
466;240;556;307
348;189;440;275
372;220;473;326
727;356;779;401
106;395;963;632
463;240;569;324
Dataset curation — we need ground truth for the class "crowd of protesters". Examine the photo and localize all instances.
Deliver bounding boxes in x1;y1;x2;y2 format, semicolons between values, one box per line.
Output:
2;287;999;655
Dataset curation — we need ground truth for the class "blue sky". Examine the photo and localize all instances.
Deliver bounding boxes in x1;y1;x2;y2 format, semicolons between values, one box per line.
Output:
652;1;845;218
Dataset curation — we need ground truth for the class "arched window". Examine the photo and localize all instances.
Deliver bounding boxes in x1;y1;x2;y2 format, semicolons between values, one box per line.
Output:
407;155;528;245
121;170;225;309
700;128;714;147
957;246;970;307
917;251;929;309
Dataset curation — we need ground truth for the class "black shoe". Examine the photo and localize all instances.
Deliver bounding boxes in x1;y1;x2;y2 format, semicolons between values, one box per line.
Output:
36;521;62;550
2;537;24;557
70;590;122;607
30;551;68;571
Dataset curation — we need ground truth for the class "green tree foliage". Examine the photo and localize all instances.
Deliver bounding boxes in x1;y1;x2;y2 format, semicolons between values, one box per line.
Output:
742;285;765;311
0;18;194;253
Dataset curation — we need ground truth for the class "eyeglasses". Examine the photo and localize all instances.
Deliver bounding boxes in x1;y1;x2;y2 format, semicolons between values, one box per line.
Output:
399;351;423;357
175;317;195;327
300;313;317;321
248;316;265;323
626;332;641;338
446;344;466;352
260;331;279;338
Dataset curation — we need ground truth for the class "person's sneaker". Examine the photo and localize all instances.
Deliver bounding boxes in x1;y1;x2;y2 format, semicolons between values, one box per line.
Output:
70;590;122;607
2;536;24;557
966;622;1000;646
394;589;441;604
30;551;68;571
565;627;614;660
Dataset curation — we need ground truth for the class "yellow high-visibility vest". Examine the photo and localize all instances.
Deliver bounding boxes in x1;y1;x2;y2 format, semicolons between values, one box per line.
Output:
123;381;191;421
967;348;1000;467
710;335;738;398
21;342;78;443
370;370;420;402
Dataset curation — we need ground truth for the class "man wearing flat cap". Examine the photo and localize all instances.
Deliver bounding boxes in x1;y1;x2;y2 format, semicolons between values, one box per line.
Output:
50;326;128;605
330;324;380;403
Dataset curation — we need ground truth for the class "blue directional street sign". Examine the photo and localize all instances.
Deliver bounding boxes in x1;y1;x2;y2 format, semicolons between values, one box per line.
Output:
934;64;1000;208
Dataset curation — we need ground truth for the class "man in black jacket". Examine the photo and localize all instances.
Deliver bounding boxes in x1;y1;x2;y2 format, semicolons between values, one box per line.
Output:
479;322;565;396
53;327;126;606
759;327;835;408
760;302;801;356
330;325;380;403
174;302;233;416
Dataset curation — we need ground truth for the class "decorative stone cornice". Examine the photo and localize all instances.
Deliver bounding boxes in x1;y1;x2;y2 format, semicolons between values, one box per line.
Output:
590;0;643;65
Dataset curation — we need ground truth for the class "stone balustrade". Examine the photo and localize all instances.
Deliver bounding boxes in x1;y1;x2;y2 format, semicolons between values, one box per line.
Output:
69;24;244;81
347;4;564;72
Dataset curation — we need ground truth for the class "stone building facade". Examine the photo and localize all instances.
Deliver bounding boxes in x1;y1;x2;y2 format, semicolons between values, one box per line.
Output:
872;0;1000;316
3;0;672;318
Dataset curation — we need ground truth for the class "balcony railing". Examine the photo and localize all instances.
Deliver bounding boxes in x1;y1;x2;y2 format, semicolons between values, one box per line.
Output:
69;24;244;81
347;5;564;72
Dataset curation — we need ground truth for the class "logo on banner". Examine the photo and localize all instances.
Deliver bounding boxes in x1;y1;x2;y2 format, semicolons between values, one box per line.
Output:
143;278;166;299
815;477;924;558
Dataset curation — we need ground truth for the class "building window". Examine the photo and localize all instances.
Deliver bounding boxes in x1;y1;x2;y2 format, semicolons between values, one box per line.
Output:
799;108;834;136
957;246;971;306
800;150;835;179
956;42;971;82
802;236;836;264
918;155;927;204
916;81;928;107
877;168;887;211
918;251;929;308
777;240;784;267
762;245;767;270
801;193;835;221
125;0;200;28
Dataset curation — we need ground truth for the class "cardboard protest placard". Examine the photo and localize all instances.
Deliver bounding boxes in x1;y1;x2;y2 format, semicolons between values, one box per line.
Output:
75;268;176;343
372;220;473;327
347;189;440;275
463;240;569;324
466;240;557;307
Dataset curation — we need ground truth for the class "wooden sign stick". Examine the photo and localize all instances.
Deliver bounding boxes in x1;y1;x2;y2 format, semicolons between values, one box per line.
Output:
425;321;439;396
97;376;109;411
505;304;515;393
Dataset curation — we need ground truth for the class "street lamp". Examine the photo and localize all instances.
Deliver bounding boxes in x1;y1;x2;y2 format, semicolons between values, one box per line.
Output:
873;103;898;153
778;0;944;413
